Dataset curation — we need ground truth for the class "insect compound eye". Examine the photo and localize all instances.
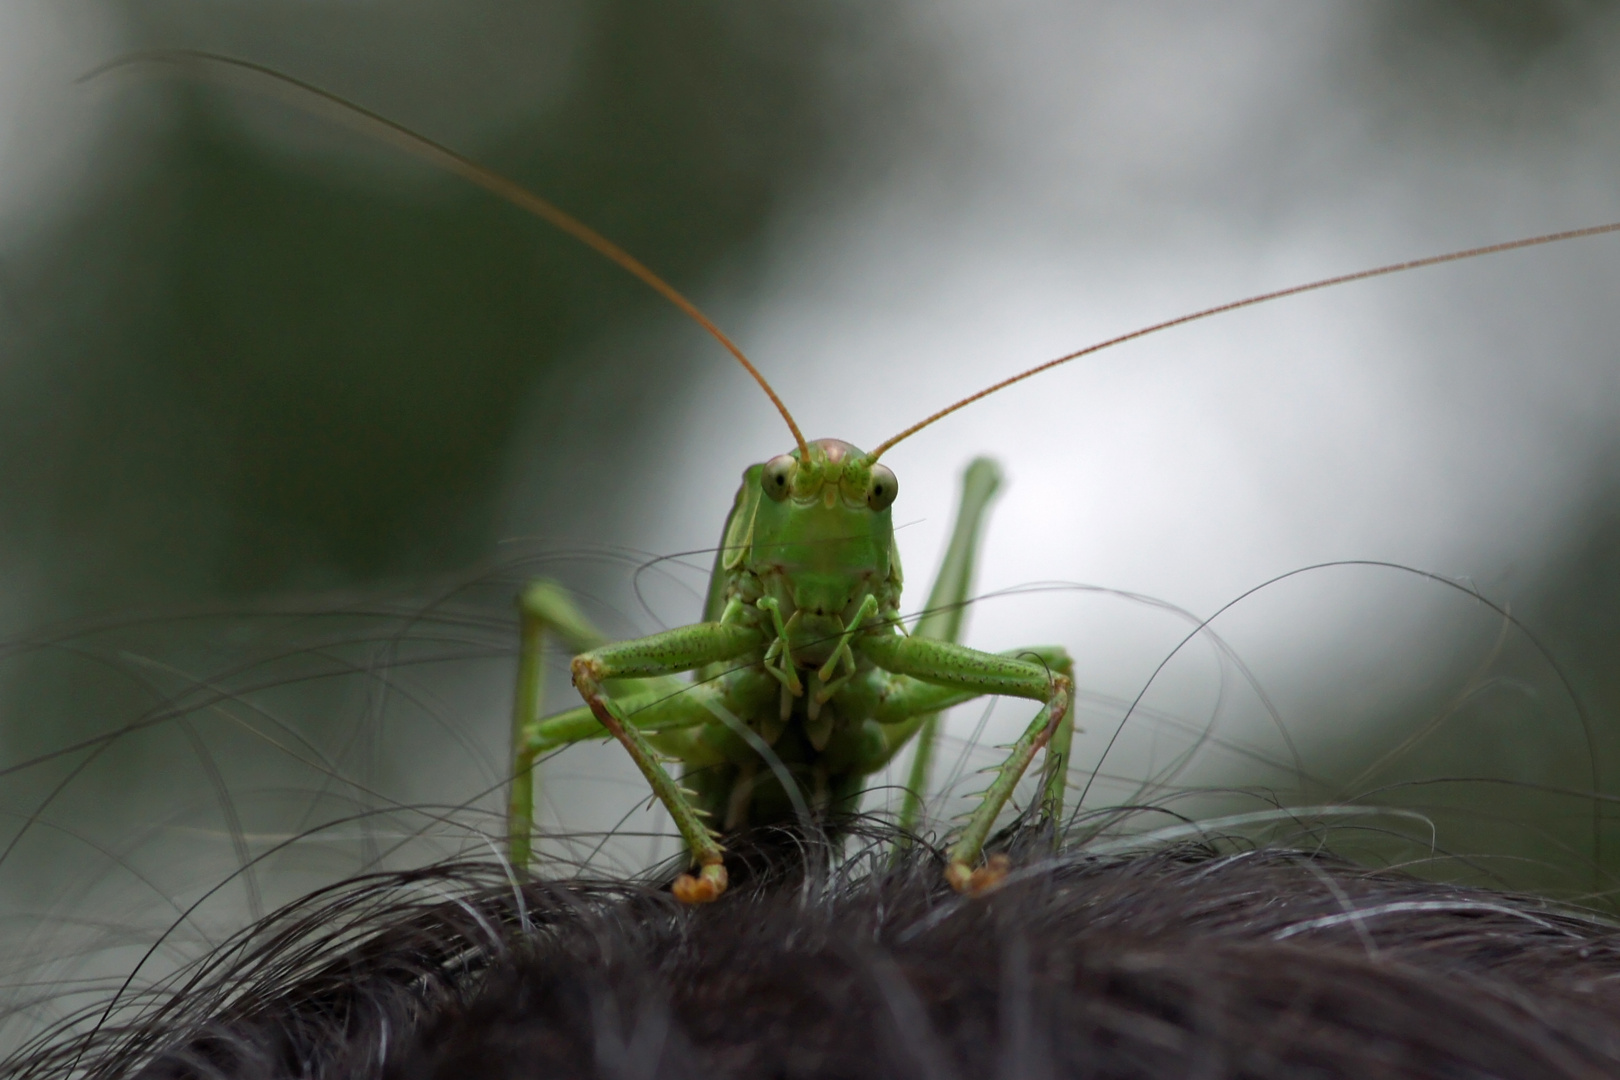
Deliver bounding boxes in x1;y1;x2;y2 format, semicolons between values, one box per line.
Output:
866;464;898;511
761;454;795;501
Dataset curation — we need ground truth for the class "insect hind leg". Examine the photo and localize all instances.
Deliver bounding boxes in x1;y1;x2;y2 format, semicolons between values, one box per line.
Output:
898;457;1003;838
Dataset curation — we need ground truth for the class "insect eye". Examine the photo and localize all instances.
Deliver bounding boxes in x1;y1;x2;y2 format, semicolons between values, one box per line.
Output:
762;455;795;501
866;464;898;511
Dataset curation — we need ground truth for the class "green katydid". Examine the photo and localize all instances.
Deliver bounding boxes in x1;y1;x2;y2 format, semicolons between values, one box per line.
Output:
492;220;1620;905
97;52;1620;905
510;443;1067;903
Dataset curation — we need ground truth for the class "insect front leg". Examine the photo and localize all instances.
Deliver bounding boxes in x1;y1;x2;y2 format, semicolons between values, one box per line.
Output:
861;632;1074;894
571;620;762;903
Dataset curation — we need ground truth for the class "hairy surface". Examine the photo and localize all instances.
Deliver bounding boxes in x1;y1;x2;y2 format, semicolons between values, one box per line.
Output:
13;829;1620;1080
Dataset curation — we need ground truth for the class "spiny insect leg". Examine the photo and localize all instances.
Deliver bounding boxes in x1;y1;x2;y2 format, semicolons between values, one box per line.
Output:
861;632;1072;892
946;670;1075;893
569;621;761;903
1034;649;1078;826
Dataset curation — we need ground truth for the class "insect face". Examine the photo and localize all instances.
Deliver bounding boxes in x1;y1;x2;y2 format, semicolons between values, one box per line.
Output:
750;438;897;622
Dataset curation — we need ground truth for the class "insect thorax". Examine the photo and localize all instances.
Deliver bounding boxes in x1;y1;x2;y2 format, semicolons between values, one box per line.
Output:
683;441;905;832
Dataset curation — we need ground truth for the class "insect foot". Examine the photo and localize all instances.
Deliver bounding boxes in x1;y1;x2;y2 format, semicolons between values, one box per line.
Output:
672;861;729;904
946;853;1012;896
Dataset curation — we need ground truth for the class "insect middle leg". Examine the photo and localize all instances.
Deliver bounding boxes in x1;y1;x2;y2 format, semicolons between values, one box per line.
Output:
509;581;690;872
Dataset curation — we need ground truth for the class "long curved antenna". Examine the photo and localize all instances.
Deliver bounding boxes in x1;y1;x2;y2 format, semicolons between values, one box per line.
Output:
868;221;1620;461
84;50;811;459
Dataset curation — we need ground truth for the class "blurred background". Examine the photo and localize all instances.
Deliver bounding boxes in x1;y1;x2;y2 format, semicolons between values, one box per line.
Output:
6;0;1620;1046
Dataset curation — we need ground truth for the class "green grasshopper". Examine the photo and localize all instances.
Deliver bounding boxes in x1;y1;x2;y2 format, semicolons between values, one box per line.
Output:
106;53;1620;905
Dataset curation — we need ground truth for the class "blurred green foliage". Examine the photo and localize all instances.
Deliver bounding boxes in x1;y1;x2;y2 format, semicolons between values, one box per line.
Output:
0;1;922;614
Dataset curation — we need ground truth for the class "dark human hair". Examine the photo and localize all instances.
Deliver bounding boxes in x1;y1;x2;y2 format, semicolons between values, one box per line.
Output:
11;823;1620;1080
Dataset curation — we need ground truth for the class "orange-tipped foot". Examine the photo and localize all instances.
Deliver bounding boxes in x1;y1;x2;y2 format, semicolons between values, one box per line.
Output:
946;853;1010;896
672;862;729;904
